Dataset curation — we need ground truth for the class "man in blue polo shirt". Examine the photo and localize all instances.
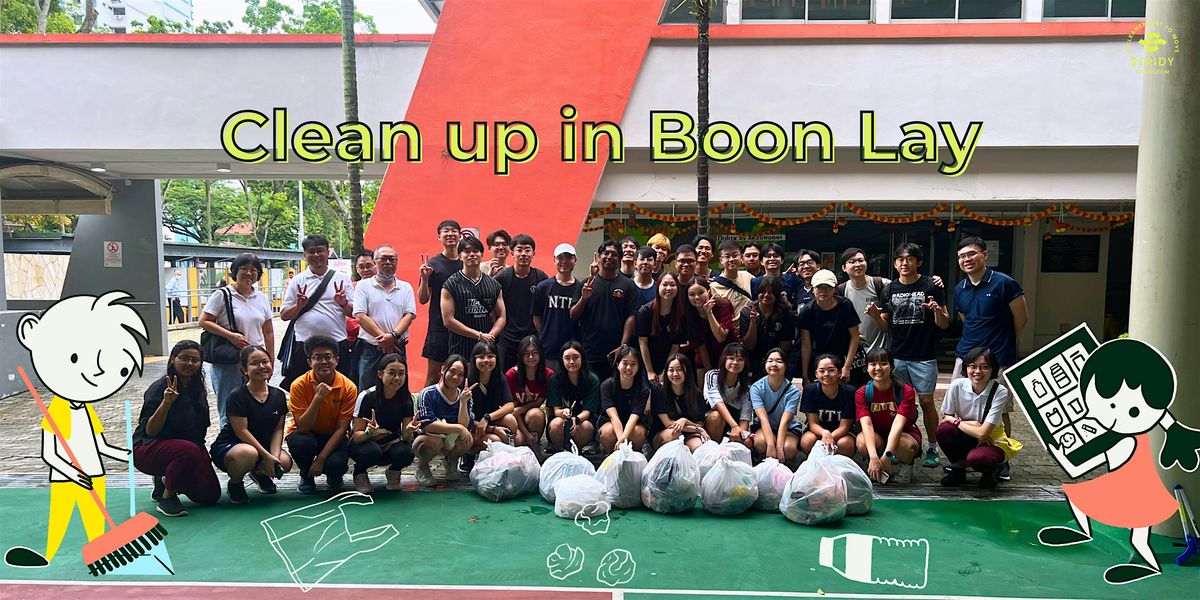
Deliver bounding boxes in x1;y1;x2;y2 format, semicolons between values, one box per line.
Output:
952;236;1028;481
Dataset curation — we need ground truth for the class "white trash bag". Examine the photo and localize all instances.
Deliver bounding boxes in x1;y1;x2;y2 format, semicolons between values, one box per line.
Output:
827;453;874;515
779;443;847;525
719;440;753;467
692;440;727;481
701;458;759;515
594;440;648;509
752;457;793;511
554;474;609;520
640;439;701;514
470;440;541;502
540;442;597;503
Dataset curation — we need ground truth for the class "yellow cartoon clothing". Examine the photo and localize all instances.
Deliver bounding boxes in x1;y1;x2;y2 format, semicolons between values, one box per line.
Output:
40;396;109;561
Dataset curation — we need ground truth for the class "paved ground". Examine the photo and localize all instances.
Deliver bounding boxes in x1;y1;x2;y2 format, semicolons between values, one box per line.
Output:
0;321;1076;497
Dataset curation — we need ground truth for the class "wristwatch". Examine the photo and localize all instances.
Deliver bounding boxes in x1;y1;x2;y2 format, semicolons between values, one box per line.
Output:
484;413;494;425
884;450;899;464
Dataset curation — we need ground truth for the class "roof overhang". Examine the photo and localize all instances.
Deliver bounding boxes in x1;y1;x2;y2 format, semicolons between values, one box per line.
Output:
0;162;114;215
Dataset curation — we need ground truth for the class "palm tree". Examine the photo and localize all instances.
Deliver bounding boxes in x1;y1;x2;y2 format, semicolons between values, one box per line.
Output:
696;0;711;234
341;0;365;254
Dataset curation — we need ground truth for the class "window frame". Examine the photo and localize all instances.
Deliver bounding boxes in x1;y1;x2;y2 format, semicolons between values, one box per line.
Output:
1041;0;1146;22
740;0;875;24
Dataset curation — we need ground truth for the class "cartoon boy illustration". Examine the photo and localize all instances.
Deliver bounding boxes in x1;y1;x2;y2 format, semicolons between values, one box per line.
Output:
1034;338;1200;585
4;292;148;568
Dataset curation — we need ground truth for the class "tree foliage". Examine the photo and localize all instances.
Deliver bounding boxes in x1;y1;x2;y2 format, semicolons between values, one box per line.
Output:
1;0;74;33
243;0;376;34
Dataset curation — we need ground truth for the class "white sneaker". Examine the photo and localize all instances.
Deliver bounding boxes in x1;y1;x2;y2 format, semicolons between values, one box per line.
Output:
892;463;913;484
415;464;435;487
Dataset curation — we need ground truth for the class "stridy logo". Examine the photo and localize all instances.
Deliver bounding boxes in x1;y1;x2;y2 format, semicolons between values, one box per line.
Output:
1127;20;1182;75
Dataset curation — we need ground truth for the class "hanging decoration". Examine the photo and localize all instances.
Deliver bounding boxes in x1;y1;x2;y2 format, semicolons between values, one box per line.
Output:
1063;203;1135;223
845;202;948;224
737;202;835;226
954;204;1055;227
628;202;728;223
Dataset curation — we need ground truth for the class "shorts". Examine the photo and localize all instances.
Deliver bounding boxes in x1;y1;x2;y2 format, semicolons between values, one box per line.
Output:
952;357;1011;413
209;441;237;472
894;359;938;396
421;329;450;363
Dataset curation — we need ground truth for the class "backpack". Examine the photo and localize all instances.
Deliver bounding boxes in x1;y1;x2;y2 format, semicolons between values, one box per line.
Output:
837;276;884;301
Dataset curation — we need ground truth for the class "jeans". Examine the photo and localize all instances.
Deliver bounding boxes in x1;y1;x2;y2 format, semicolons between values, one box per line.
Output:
357;341;407;392
208;362;245;429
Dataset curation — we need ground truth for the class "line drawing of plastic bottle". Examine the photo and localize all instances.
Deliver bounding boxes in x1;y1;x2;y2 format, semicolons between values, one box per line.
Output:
819;533;929;589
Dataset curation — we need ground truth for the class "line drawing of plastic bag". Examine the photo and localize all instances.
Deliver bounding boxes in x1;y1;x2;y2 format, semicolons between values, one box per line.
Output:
260;491;399;592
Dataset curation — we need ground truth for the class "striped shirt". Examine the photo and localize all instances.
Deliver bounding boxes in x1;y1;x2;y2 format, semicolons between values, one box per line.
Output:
444;270;502;358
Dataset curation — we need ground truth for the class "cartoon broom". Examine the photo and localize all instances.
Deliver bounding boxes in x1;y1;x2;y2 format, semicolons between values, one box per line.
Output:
18;366;173;576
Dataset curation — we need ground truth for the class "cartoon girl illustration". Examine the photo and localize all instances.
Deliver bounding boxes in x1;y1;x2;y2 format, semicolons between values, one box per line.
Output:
1037;338;1200;585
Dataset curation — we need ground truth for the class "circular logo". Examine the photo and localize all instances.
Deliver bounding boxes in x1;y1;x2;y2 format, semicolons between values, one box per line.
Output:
612;289;625;300
1127;20;1182;75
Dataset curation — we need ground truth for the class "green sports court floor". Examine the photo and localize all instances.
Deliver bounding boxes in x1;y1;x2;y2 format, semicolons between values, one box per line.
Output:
1;488;1195;599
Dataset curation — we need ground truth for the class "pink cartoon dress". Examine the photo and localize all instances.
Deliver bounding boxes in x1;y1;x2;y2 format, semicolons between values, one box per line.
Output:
1062;434;1178;528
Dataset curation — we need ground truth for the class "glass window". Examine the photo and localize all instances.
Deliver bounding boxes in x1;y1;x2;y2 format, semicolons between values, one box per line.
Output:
959;0;1022;19
807;0;871;21
1110;0;1146;18
892;0;954;19
743;0;806;20
1043;0;1105;18
662;0;726;24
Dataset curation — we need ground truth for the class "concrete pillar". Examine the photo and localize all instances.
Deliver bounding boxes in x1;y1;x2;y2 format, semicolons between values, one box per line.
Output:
0;185;7;311
1132;0;1198;538
62;179;168;357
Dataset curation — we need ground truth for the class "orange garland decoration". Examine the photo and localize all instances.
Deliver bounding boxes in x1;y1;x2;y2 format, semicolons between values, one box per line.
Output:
1063;203;1134;223
627;202;729;223
738;202;835;226
955;204;1055;227
845;202;949;225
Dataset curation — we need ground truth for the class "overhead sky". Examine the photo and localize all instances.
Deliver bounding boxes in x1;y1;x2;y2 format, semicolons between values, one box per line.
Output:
192;0;436;33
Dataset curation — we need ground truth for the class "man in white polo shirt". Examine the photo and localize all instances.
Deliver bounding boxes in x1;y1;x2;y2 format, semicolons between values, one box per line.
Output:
353;244;417;391
281;234;355;389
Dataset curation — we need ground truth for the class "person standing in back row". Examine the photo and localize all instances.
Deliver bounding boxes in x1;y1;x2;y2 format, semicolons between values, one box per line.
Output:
532;244;582;374
571;240;639;382
442;236;507;361
419;220;464;386
953;235;1027;482
353;245;417;391
495;234;547;373
280;235;355;390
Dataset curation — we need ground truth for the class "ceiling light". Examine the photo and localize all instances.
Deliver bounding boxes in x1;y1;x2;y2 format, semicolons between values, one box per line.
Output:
89;162;106;172
216;163;232;173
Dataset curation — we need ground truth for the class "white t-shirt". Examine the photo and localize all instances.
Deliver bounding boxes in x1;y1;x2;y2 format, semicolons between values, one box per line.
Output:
841;276;891;352
941;378;1007;426
203;287;273;347
283;268;354;342
352;277;417;346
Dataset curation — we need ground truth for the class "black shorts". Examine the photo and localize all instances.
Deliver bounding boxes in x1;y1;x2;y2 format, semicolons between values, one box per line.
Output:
421;329;450;362
209;441;237;472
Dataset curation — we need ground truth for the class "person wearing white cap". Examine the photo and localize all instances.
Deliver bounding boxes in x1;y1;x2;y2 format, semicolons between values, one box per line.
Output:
532;243;582;374
797;269;861;386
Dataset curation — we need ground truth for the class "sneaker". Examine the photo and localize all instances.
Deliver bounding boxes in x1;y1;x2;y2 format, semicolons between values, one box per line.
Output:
940;468;966;487
228;479;250;504
151;476;165;502
156;494;188;517
582;442;601;456
891;463;913;484
979;471;999;490
327;475;345;491
354;473;374;494
297;476;317;495
458;453;475;474
922;447;941;468
252;473;277;495
415;464;435;487
385;469;404;491
997;461;1012;481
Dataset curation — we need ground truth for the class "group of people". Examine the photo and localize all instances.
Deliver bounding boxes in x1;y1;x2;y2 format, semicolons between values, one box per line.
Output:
132;224;1028;518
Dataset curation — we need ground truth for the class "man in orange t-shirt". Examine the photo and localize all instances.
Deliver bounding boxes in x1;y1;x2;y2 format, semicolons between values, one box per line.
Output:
287;335;358;494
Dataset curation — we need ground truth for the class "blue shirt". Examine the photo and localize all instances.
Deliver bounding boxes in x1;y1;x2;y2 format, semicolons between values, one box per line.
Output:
749;377;803;433
954;269;1024;366
416;385;474;428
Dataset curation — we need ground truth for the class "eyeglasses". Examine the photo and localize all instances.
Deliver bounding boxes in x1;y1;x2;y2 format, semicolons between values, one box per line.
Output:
676;258;696;265
966;363;992;371
375;256;397;263
176;356;202;365
816;367;839;375
309;353;337;363
247;359;271;367
845;258;866;265
957;250;983;261
798;259;817;266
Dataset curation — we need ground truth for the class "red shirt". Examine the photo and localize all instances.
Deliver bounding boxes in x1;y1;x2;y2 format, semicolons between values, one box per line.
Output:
506;366;554;407
855;381;922;444
692;298;740;369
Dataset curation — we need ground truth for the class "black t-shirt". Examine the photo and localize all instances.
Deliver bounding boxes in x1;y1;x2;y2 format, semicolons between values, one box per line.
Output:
879;276;944;361
532;277;582;359
470;372;513;418
799;382;857;431
495;266;548;347
426;253;463;335
212;385;287;447
652;383;707;427
599;377;652;424
797;297;860;359
134;376;210;448
635;303;685;374
578;273;640;362
738;303;797;377
444;270;503;357
355;386;415;433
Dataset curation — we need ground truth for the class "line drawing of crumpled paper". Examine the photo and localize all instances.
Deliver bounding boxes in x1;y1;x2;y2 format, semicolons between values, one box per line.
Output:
260;491;399;592
596;548;636;587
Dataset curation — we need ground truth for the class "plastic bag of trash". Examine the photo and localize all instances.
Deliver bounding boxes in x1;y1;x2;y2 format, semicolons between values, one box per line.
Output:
701;458;759;515
540;442;597;503
719;440;752;467
640;439;701;514
827;453;874;515
470;440;541;502
752;457;793;511
554;474;609;520
594;441;647;509
779;443;847;525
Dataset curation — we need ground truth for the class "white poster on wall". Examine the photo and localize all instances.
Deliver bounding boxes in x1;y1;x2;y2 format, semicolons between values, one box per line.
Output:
103;241;122;268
